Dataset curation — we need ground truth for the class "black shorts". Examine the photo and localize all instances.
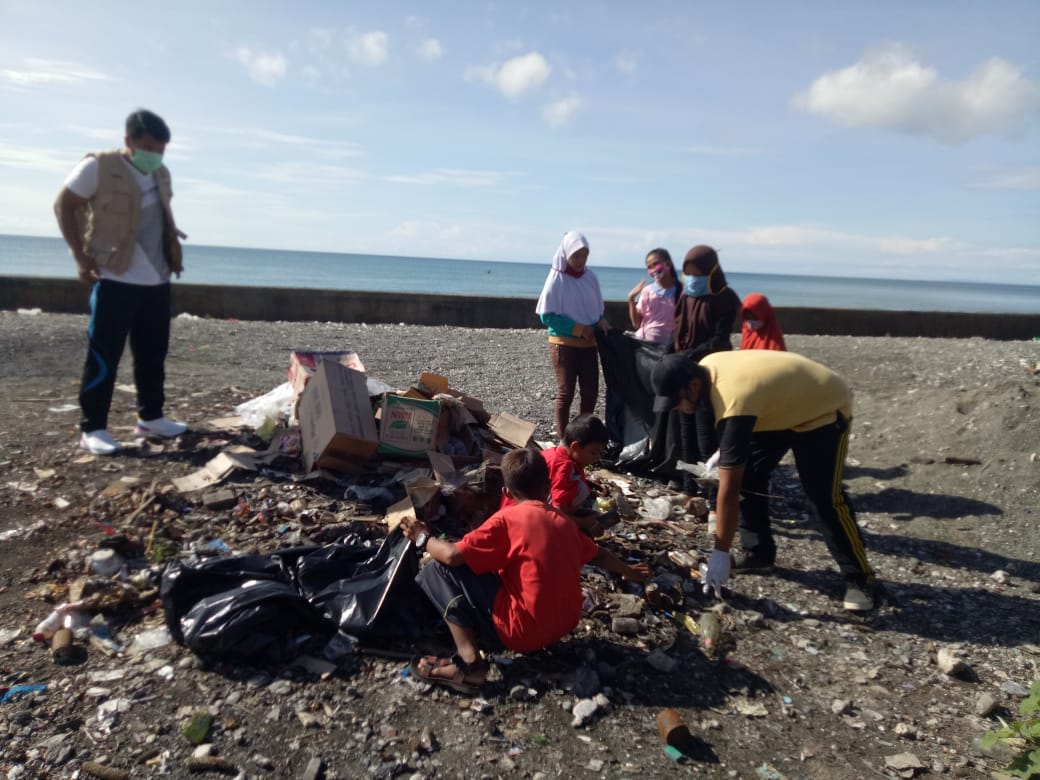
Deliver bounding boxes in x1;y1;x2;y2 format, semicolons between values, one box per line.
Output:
416;561;504;650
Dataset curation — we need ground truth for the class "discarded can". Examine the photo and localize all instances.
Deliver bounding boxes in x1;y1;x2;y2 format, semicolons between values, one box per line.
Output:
51;628;77;665
699;610;721;657
656;708;692;748
610;616;641;635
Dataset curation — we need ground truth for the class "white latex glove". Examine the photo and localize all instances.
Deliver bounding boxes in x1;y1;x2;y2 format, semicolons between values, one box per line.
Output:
703;549;731;599
705;449;721;472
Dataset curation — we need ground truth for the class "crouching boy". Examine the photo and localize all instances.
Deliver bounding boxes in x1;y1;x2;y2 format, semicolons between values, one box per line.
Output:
400;447;650;694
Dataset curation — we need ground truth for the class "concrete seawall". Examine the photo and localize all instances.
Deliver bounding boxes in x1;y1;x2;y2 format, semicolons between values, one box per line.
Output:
2;276;1038;340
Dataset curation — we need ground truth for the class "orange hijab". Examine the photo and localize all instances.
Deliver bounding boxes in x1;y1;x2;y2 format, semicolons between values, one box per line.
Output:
740;293;786;351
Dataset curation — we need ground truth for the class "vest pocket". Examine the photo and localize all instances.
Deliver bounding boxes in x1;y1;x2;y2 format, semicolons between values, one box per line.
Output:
97;191;132;215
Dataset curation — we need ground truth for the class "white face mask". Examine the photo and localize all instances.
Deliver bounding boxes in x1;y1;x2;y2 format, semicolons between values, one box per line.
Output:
745;319;763;330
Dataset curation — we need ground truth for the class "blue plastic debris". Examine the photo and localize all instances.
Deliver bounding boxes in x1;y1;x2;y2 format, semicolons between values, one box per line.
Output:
1;684;47;703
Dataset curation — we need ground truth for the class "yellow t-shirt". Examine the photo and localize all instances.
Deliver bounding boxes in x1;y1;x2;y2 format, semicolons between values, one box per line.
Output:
700;350;852;433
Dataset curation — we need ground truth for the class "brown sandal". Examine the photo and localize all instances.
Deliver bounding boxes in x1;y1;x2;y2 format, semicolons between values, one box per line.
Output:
409;653;488;694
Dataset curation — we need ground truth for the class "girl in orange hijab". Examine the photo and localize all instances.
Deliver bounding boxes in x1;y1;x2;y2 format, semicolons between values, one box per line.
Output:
740;293;786;351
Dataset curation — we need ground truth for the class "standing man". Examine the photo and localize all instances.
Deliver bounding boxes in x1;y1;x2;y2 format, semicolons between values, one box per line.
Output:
651;350;877;611
55;109;188;455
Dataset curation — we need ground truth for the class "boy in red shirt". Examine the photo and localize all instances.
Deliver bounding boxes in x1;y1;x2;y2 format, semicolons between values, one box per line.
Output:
400;447;650;694
502;414;619;536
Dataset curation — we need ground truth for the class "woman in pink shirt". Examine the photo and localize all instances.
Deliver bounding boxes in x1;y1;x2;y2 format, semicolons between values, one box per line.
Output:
627;247;680;344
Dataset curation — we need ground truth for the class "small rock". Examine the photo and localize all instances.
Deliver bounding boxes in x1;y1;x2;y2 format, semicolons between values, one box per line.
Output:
646;650;677;673
831;699;851;716
990;569;1008;584
301;756;325;780
181;711;213;745
894;722;918;740
571;698;599;728
936;647;968;676
885;752;923;771
1000;680;1030;697
974;692;999;716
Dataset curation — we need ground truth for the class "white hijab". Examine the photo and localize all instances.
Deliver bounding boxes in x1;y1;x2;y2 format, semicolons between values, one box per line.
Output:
535;231;603;323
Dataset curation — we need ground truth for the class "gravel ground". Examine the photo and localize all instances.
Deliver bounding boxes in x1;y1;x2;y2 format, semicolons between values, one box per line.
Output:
0;311;1038;779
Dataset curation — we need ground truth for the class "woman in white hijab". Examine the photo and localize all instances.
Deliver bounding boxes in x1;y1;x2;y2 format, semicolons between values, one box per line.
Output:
535;231;610;438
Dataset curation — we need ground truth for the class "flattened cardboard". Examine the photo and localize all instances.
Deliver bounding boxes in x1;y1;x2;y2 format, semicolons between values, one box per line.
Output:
487;412;537;449
172;448;257;492
299;361;379;472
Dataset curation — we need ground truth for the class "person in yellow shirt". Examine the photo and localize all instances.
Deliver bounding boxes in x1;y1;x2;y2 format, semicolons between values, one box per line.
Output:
651;349;877;611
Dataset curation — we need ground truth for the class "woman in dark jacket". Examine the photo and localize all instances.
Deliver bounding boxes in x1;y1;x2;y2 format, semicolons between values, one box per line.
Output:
672;245;740;496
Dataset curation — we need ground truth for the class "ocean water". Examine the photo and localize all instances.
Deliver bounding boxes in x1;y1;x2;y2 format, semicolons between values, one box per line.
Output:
2;233;1037;314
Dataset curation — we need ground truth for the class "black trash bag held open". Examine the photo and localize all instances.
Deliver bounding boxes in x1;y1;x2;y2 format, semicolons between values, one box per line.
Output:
597;330;680;477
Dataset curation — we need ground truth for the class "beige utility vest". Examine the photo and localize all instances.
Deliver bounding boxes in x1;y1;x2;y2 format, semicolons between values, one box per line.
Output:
55;150;179;274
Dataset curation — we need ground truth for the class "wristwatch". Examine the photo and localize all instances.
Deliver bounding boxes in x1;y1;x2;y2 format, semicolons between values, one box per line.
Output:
414;531;429;551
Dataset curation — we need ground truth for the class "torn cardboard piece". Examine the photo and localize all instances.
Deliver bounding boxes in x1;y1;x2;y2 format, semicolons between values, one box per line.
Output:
487;412;537;449
172;448;258;492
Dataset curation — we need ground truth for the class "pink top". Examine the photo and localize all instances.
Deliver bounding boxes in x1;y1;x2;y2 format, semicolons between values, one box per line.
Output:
635;282;676;344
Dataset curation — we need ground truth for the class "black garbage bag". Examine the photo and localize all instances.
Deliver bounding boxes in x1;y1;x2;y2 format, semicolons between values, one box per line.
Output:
597;330;680;478
295;526;436;641
160;528;437;662
179;579;332;661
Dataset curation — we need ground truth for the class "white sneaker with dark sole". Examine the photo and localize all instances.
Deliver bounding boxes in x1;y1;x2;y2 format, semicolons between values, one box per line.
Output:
136;417;188;438
843;583;876;612
80;430;120;456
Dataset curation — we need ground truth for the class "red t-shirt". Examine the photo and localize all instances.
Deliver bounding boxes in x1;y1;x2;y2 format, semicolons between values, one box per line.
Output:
500;446;591;514
456;500;599;653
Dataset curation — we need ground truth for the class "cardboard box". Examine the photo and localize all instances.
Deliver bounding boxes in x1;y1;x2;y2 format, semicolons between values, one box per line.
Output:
288;350;366;397
299;361;379;472
379;394;441;457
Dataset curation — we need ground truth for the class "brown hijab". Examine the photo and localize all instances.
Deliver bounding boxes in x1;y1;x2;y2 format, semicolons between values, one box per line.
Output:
673;245;740;355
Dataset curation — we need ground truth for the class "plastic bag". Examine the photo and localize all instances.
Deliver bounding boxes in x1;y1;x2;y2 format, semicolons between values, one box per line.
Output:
161;529;436;662
234;382;296;429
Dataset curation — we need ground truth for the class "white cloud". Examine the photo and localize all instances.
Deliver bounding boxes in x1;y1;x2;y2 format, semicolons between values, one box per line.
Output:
0;58;112;88
542;94;584;128
0;141;76;173
233;48;287;87
384;168;519;187
251;162;363;185
223;128;363;156
466;52;551;100
971;166;1040;190
739;224;964;255
347;31;389;67
418;38;443;61
792;45;1040;143
615;49;637;76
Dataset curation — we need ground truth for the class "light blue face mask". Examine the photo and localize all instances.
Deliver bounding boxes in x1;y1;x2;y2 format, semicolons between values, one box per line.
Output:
129;147;164;175
684;274;710;297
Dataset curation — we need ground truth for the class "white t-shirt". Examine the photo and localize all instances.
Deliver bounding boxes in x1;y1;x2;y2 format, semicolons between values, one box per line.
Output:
64;156;168;286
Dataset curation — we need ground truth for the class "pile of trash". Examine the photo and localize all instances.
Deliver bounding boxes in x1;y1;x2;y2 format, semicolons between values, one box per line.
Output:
20;349;724;676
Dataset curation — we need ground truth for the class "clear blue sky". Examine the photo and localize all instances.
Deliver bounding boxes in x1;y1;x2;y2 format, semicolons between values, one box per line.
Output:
2;1;1038;283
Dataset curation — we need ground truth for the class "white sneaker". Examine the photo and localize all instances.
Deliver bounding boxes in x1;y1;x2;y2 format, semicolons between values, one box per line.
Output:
136;417;188;438
80;430;120;456
843;582;877;612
